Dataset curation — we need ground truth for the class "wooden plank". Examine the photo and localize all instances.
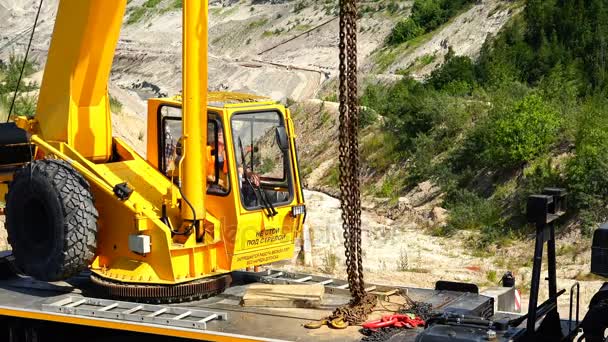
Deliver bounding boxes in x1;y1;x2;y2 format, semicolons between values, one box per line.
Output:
241;284;324;308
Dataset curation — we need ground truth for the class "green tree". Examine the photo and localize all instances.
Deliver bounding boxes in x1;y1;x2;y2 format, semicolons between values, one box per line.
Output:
428;49;476;93
387;19;423;45
566;98;608;234
481;94;560;167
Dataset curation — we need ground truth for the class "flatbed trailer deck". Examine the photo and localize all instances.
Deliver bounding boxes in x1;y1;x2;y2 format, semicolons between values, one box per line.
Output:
0;250;523;342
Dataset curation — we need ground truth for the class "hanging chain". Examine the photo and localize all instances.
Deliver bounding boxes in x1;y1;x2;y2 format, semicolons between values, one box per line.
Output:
333;0;377;325
304;0;376;328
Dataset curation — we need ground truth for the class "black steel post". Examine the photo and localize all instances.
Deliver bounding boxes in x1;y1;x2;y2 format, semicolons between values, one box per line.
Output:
547;222;558;298
527;224;545;333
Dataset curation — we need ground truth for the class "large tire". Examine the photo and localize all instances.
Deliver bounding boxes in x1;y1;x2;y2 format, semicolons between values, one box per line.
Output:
5;159;98;281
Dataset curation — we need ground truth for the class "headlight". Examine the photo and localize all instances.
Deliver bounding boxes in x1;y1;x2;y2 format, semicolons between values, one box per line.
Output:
291;204;306;217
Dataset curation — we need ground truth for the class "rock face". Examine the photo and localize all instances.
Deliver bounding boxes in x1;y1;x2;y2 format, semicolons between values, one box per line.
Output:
367;0;520;79
431;207;449;227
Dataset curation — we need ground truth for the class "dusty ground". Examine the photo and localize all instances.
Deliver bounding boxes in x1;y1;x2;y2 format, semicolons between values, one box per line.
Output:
277;190;605;319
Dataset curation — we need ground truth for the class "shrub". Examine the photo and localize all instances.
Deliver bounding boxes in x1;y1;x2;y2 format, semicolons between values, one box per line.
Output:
0;54;36;94
428;51;476;93
359;106;378;128
293;1;307;13
410;0;445;31
446;190;503;232
362;78;435;151
397;247;409;271
480;94;560;168
387;19;424;45
0;93;37;118
14;95;37;117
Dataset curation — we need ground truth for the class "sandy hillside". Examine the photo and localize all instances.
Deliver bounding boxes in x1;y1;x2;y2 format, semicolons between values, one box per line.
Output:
362;0;520;79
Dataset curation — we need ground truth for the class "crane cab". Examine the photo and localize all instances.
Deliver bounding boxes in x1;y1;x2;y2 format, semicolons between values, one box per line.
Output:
145;92;306;271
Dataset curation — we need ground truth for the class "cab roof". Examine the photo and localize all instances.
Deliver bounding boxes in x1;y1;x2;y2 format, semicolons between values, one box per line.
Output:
167;91;279;109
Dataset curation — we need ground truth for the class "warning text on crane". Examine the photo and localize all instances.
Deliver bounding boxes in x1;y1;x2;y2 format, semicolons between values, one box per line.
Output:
234;245;293;267
245;228;288;247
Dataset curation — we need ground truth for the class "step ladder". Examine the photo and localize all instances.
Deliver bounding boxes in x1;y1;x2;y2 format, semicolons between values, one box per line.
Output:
42;296;228;330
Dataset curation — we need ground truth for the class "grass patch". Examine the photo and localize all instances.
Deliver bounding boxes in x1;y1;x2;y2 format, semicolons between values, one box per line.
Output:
110;95;123;114
407;267;431;274
373;46;405;74
574;272;606;281
170;0;182;9
248;18;269;29
322;165;340;188
486;269;498;283
373;7;468;73
360;132;401;170
127;7;147;24
320;251;338;274
397;247;409;271
294;24;312;31
144;0;161;8
374;171;407;201
398;53;437;75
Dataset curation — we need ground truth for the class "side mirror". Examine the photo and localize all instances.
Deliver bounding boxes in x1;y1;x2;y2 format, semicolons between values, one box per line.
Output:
275;126;289;151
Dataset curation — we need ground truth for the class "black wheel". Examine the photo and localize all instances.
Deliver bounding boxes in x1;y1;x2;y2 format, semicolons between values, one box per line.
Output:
5;159;98;281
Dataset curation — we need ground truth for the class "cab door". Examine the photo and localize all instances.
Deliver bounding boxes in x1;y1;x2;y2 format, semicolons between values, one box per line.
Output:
227;107;301;269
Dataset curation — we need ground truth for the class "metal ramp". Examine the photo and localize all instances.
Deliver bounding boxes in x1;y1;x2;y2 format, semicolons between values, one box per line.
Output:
236;269;405;300
42;296;228;330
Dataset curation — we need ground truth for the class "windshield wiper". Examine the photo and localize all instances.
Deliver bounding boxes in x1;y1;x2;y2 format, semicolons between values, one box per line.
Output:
238;137;277;217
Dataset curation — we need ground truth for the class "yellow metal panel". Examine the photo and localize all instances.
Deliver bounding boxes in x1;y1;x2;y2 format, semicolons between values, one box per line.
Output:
221;105;300;270
0;307;267;342
146;99;162;169
36;0;127;161
0;182;7;205
181;0;208;221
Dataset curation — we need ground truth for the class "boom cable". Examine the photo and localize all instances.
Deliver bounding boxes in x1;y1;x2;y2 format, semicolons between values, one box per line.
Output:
5;0;44;123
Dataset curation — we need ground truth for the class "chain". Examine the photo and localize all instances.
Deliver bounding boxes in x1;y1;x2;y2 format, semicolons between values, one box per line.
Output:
338;0;354;303
340;0;363;302
333;0;377;325
304;0;375;328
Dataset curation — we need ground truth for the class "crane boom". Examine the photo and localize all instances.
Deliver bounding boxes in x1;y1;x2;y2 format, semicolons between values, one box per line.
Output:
35;0;127;162
35;0;208;224
181;0;208;222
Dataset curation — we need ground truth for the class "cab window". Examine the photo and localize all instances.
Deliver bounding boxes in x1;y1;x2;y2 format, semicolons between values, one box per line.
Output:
158;105;229;195
231;111;293;210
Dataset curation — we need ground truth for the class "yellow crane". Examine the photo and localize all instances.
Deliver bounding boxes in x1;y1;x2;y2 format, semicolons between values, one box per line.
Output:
0;0;306;302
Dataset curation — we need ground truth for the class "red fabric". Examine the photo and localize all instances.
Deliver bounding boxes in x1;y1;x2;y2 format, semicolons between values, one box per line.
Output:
362;314;425;330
